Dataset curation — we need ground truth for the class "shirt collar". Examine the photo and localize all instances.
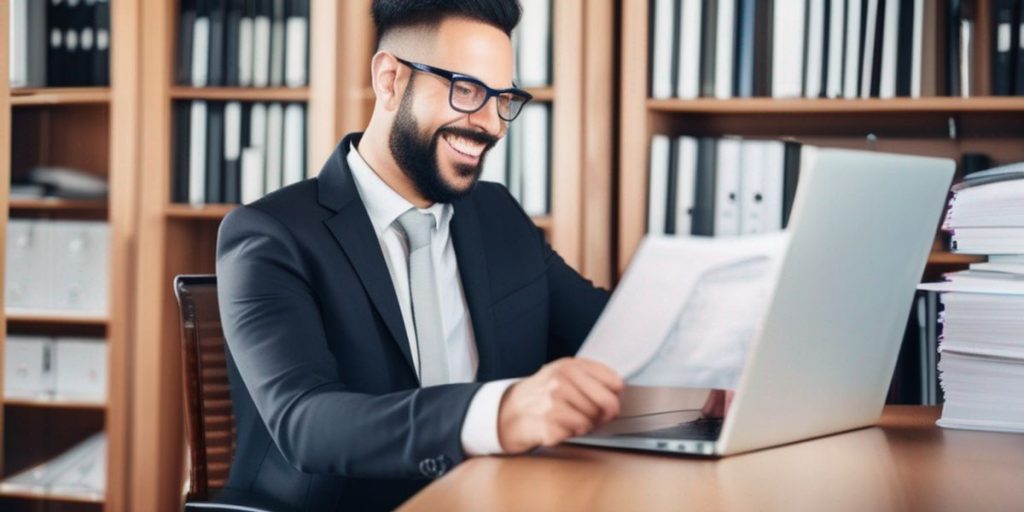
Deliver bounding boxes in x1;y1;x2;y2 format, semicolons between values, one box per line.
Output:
346;143;452;237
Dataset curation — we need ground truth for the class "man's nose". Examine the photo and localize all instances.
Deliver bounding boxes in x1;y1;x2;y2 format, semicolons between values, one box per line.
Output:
466;95;504;137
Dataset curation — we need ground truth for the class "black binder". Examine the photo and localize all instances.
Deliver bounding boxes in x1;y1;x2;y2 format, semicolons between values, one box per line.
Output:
225;0;244;86
208;0;227;86
206;103;225;204
95;0;111;86
172;102;192;203
992;0;1018;95
692;138;718;236
178;0;197;85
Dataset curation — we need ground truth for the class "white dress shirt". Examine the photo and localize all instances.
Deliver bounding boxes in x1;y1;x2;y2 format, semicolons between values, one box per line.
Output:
346;144;516;456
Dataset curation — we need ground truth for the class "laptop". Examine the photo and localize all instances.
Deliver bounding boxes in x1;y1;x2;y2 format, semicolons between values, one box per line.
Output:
570;147;954;456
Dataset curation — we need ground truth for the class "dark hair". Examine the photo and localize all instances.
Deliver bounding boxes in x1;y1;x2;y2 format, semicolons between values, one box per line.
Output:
372;0;522;48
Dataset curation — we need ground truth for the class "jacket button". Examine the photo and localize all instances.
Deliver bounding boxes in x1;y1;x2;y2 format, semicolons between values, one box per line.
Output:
419;458;437;477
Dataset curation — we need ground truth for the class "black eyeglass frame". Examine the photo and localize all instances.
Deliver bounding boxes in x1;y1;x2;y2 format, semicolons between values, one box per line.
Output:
394;56;533;122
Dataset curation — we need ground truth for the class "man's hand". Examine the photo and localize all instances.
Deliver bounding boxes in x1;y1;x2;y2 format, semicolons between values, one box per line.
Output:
701;389;735;419
497;358;624;454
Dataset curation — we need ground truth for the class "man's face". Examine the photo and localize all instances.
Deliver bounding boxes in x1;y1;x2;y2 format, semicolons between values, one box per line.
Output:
388;18;515;203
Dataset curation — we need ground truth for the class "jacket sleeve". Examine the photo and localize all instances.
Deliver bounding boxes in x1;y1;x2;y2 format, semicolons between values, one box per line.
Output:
216;205;482;479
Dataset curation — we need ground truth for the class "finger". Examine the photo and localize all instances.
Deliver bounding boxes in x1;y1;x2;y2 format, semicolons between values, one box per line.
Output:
702;390;723;418
552;376;601;420
565;366;622;423
552;408;595;439
725;390;735;416
576;358;625;391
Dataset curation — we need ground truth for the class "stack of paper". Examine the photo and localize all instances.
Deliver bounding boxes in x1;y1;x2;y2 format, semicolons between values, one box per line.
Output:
920;164;1024;432
944;163;1024;254
0;433;106;499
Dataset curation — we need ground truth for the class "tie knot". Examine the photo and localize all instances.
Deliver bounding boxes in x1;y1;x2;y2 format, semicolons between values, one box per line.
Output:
396;209;436;251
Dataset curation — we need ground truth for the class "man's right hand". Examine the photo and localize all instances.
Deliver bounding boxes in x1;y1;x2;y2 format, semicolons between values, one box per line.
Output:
496;357;624;454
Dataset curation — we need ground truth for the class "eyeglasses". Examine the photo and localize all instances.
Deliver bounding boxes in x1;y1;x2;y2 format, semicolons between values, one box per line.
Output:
394;57;533;122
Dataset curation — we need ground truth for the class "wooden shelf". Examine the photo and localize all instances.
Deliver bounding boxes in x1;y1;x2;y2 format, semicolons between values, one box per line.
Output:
5;313;109;326
928;252;984;265
169;86;309;102
9;198;108;213
0;488;104;504
531;215;553;230
526;86;554;102
165;203;238;220
647;97;1024;115
4;397;106;411
10;87;111;106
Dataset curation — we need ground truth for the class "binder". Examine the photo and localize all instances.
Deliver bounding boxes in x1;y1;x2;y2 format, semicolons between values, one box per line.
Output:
734;0;757;98
178;0;197;85
269;0;286;86
649;0;677;99
241;147;266;204
224;102;243;203
520;104;551;216
172;101;192;203
252;0;272;87
10;0;48;88
804;0;827;98
692;138;717;236
54;338;107;402
191;0;211;87
843;0;863;98
895;0;916;97
878;0;902;98
189;101;209;205
992;0;1018;95
647;135;672;235
480;135;509;186
206;103;225;203
49;221;110;315
5;220;51;311
761;141;785;233
282;103;306;187
699;0;718;98
3;337;52;399
826;0;848;98
238;0;255;86
265;103;284;193
860;0;881;98
713;0;736;99
1017;0;1024;95
675;0;703;99
673;136;698;236
94;0;110;86
285;0;309;88
46;0;67;86
225;0;244;86
517;0;552;87
782;141;802;228
713;138;742;237
947;0;962;96
208;0;227;86
772;0;806;98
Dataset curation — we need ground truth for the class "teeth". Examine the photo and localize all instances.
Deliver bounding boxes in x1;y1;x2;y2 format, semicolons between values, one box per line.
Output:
444;134;485;157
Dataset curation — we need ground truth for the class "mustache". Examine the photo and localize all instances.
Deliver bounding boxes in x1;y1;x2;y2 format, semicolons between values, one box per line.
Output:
435;126;499;150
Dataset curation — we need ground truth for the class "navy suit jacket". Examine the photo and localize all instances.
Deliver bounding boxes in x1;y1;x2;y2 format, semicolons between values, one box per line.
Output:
215;133;610;511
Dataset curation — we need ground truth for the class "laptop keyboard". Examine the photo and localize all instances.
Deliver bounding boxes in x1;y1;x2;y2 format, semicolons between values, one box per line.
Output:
617;417;723;441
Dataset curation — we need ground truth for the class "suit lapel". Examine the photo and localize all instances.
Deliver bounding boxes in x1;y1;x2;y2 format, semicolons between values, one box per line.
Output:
318;134;417;377
451;198;500;381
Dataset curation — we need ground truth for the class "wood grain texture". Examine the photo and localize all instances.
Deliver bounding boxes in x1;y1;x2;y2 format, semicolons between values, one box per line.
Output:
399;406;1024;512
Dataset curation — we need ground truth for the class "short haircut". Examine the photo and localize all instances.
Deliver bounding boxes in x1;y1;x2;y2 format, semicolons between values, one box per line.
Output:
372;0;522;48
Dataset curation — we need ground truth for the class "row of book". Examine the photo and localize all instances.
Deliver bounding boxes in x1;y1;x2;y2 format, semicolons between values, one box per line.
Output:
480;103;551;216
5;220;109;317
176;0;309;88
0;433;106;500
650;0;1024;100
919;163;1024;432
4;336;107;403
172;100;306;205
9;0;110;87
646;135;801;236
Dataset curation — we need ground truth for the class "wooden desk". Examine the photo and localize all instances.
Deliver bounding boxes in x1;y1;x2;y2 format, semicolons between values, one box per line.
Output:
400;406;1024;511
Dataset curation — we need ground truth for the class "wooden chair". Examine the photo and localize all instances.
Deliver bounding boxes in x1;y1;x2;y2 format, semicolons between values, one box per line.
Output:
174;275;288;512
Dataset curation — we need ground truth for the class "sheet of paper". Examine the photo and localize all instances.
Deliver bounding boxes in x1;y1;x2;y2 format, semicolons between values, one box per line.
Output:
577;233;789;389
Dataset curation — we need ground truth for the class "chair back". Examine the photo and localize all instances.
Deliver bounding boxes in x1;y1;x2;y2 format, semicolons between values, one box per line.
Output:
174;275;235;501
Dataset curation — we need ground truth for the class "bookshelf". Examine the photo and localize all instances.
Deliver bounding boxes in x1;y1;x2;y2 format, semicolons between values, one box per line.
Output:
619;0;1024;276
131;1;612;511
0;1;138;511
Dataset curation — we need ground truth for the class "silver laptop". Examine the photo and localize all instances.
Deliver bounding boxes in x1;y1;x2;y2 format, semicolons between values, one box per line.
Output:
570;147;954;456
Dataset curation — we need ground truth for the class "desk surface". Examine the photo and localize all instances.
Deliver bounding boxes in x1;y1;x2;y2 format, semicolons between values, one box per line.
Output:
399;406;1024;512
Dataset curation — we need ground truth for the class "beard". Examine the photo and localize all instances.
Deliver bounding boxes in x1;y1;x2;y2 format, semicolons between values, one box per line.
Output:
389;78;498;204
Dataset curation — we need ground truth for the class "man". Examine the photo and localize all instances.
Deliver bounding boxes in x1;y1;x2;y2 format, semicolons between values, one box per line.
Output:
216;1;624;509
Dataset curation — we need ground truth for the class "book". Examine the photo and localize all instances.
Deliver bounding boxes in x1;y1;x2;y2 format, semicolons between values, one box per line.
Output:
734;0;757;98
860;0;881;98
692;138;718;236
520;104;551;216
172;102;192;203
673;137;698;236
191;0;211;87
224;102;243;203
207;0;227;86
826;0;848;99
843;0;864;98
805;0;827;98
264;103;284;194
188;101;209;205
269;0;285;86
992;0;1018;95
713;138;742;236
699;0;718;97
879;0;902;98
713;0;736;99
206;103;225;203
94;0;111;86
252;0;272;87
10;0;48;88
282;103;306;186
225;0;243;86
772;0;807;98
238;0;255;86
517;0;552;88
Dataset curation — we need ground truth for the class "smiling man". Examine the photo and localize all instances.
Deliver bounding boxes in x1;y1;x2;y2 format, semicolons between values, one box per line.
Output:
215;1;625;510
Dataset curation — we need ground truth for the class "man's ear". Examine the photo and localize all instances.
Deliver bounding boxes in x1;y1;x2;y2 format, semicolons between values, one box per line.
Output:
371;51;405;112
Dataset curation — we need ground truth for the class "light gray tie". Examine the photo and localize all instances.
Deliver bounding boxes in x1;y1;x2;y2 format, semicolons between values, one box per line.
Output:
396;209;450;386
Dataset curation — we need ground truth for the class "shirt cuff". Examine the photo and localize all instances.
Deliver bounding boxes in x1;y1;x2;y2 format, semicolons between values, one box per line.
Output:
460;378;521;456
